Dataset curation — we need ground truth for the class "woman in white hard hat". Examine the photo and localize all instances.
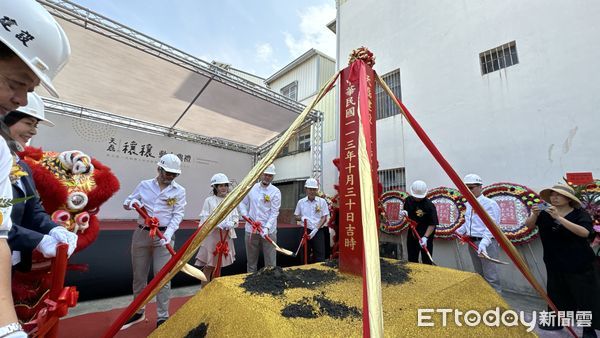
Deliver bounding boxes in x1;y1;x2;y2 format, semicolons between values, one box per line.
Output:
525;184;599;335
6;93;77;271
0;0;71;334
195;173;238;286
401;180;438;265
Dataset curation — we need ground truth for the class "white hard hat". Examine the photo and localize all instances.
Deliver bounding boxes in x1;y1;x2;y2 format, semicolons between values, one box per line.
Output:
0;0;71;97
463;173;483;185
409;180;428;198
14;93;54;126
263;164;276;175
157;154;181;174
210;173;230;186
305;178;319;189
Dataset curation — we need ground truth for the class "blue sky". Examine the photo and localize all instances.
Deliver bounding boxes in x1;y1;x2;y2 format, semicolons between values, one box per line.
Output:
70;0;336;78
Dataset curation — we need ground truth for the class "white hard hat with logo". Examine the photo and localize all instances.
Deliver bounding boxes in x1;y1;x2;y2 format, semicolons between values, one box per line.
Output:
14;93;54;126
210;173;230;186
0;0;71;97
463;174;483;185
305;178;319;189
409;180;428;198
157;154;181;174
263;164;276;175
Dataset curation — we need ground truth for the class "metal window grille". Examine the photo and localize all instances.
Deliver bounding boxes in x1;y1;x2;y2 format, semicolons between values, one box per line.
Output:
281;81;298;101
480;41;519;75
375;69;401;120
378;167;406;192
298;132;311;152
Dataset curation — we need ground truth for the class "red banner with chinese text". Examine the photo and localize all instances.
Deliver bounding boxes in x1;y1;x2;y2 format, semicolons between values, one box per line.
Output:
339;61;378;275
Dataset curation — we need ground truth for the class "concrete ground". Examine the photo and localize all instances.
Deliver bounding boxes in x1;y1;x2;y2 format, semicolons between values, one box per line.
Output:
68;285;596;337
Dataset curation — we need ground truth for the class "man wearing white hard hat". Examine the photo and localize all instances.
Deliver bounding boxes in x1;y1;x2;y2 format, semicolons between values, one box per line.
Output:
6;93;77;271
0;0;71;335
401;180;438;265
239;164;281;272
122;154;187;329
294;178;330;262
455;173;502;293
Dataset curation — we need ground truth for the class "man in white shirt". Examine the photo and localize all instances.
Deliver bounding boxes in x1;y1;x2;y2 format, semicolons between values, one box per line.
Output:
239;164;281;273
122;154;187;329
0;0;71;335
294;178;330;262
455;173;502;293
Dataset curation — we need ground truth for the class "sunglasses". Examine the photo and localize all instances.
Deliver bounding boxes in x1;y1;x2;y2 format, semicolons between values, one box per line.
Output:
466;185;481;190
160;168;179;177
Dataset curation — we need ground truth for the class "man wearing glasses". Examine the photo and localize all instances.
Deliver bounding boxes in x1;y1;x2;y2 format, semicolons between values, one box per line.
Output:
455;173;502;293
122;154;187;329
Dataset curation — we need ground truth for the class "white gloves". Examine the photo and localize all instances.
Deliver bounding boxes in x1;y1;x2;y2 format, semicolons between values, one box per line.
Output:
478;237;491;255
309;227;319;239
4;329;28;338
159;227;175;246
125;198;142;210
400;210;408;218
49;226;78;257
419;236;428;247
455;227;466;236
261;227;270;239
36;235;58;258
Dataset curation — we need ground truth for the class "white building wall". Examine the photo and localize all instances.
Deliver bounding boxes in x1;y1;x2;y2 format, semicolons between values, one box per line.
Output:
269;57;319;102
273;151;312;181
336;0;600;191
332;0;600;295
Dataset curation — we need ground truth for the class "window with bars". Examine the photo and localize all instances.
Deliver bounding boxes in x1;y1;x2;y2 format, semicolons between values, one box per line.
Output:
378;167;406;192
375;69;401;120
280;81;298;101
298;131;311;152
480;41;519;75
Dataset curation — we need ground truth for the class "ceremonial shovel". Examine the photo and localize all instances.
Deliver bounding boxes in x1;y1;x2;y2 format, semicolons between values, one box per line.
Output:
454;232;509;265
132;203;207;281
242;216;294;256
406;218;436;265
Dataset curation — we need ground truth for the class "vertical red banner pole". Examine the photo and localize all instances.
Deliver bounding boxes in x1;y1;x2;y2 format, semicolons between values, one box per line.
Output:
339;49;383;337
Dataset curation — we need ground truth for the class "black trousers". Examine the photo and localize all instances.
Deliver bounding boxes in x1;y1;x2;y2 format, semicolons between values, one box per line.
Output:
546;265;600;329
407;232;434;265
308;228;327;262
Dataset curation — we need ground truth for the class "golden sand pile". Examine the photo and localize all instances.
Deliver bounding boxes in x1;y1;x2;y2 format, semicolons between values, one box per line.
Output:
151;261;534;337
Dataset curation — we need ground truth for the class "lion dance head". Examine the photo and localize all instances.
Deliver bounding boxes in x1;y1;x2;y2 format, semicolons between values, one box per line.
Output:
13;147;119;325
21;147;120;252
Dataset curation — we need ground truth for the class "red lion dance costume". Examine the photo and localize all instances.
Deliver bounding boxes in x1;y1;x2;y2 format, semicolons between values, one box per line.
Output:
12;147;120;328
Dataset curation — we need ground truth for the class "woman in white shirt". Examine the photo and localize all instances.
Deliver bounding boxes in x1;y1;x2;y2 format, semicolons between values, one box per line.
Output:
195;173;238;287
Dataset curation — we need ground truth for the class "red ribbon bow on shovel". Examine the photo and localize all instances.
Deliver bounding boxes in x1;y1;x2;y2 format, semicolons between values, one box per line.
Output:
131;203;207;281
212;230;230;278
242;216;294;256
